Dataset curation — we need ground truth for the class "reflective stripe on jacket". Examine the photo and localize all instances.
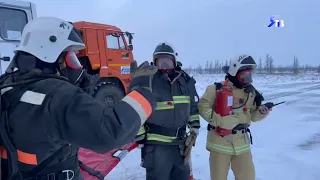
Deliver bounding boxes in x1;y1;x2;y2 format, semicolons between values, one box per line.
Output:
135;71;200;144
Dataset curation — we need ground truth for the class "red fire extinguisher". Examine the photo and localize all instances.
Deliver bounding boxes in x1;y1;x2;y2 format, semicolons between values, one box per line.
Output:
214;81;233;117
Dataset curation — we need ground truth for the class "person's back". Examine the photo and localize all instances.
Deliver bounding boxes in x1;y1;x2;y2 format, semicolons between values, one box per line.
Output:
0;17;158;180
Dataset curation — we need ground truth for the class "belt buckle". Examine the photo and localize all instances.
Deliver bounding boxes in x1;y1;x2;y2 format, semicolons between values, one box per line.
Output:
62;170;74;180
112;149;129;160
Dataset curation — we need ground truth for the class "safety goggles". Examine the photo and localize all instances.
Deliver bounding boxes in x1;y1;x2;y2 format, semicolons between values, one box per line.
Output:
154;55;175;70
237;69;253;84
65;50;83;70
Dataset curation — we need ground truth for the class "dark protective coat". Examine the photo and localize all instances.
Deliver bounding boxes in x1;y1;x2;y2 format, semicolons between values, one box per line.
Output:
0;70;155;180
136;70;200;144
136;70;200;180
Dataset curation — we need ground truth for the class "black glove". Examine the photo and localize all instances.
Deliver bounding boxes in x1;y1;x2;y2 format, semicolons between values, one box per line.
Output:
254;92;264;108
129;61;158;92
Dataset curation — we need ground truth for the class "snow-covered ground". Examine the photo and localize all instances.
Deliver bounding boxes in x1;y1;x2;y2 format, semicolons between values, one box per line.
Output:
107;73;320;180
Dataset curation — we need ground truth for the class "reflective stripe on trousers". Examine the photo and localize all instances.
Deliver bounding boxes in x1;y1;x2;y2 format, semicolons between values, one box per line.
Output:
206;142;250;155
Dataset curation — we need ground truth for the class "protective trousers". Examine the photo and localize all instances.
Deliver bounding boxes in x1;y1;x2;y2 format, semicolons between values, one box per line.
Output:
141;144;190;180
209;150;255;180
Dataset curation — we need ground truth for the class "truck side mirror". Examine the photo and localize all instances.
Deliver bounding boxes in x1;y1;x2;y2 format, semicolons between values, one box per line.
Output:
177;61;182;67
1;56;10;61
128;45;133;51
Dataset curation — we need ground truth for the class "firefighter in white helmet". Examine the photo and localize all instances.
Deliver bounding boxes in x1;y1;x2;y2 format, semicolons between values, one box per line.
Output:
0;16;157;179
198;55;271;180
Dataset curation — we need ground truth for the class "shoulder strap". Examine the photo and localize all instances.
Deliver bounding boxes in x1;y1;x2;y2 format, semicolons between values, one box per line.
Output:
0;109;22;179
214;82;223;90
254;88;264;108
0;83;31;180
22;144;69;178
79;161;105;180
2;85;27;113
179;70;197;84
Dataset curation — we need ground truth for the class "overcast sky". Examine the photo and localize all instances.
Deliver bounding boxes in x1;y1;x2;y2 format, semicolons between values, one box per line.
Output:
28;0;320;67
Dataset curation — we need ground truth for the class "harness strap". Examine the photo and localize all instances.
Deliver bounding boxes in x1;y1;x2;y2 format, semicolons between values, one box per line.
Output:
22;144;70;178
79;161;104;180
23;154;78;180
207;124;253;144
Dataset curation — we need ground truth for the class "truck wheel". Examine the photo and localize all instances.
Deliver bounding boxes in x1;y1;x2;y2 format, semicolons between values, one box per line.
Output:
93;84;125;107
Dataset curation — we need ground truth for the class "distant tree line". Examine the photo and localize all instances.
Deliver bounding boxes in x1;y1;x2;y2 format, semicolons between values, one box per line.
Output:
184;54;320;75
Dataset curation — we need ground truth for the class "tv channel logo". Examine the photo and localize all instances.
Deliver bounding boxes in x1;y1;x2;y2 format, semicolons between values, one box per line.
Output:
268;16;284;27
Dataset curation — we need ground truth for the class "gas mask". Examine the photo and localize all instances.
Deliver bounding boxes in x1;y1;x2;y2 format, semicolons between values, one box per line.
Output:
236;69;253;85
154;55;176;75
58;50;84;84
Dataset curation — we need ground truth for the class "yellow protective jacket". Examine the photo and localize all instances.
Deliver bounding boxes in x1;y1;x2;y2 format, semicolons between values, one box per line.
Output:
198;80;267;155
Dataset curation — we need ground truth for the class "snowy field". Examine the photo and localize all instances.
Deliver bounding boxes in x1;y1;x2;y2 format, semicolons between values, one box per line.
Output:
107;73;320;180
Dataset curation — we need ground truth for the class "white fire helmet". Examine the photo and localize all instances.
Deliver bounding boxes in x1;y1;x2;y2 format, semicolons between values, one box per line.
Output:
226;55;257;76
15;16;85;63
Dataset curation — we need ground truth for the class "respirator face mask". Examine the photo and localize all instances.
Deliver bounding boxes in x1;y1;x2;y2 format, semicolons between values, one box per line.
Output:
237;69;253;85
154;55;176;76
59;50;84;84
65;51;83;70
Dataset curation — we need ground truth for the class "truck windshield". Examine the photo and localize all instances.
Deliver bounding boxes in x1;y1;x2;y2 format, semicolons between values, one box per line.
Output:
0;7;27;41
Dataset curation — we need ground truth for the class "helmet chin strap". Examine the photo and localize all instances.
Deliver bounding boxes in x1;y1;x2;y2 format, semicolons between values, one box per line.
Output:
59;66;84;84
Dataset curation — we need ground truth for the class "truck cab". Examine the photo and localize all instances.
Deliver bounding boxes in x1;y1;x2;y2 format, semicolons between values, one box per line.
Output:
73;21;135;107
0;0;37;74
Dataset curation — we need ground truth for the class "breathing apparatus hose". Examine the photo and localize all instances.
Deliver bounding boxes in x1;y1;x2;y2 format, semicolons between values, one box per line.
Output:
232;94;249;110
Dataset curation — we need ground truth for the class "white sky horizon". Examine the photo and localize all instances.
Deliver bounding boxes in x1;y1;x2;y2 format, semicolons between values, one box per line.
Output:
27;0;320;67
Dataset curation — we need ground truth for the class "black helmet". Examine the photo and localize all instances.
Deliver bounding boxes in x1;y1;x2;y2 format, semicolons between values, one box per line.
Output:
153;42;178;70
